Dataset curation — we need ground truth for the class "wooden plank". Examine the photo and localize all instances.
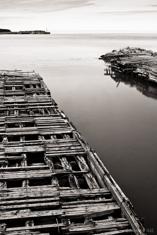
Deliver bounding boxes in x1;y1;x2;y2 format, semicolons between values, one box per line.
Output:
0;210;64;220
6;232;50;235
46;151;86;157
4;145;45;153
46;146;84;152
0;189;59;200
45;140;81;148
6;118;35;122
39;129;73;135
1;188;110;201
5;130;39;135
62;203;120;218
0;169;89;181
62;202;116;209
6;223;64;232
67;221;131;234
0;166;49;171
1;196;59;205
61;198;113;206
0;204;119;221
0;201;60;210
60;188;110;199
0;171;53;180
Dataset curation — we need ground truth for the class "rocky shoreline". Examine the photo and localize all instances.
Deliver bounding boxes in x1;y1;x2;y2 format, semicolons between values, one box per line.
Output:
100;47;157;83
0;28;50;34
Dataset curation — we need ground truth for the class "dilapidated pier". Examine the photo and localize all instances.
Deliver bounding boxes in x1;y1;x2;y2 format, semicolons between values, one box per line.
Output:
100;47;157;84
0;70;146;235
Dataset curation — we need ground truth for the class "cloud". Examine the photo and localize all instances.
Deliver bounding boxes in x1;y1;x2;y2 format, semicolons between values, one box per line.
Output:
100;10;157;15
0;0;93;13
1;0;157;32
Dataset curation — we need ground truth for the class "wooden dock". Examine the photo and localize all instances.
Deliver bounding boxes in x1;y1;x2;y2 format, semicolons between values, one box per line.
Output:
0;70;146;235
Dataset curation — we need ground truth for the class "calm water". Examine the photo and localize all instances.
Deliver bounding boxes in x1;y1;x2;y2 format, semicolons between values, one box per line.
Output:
0;34;157;232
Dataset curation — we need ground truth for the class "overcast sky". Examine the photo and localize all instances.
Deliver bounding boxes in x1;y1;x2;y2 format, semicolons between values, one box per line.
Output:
0;0;157;32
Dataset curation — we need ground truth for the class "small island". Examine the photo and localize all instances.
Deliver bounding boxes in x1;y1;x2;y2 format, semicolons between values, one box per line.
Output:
0;28;50;34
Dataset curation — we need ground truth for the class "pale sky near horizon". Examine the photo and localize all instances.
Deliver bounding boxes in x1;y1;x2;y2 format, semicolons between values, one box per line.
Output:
0;0;157;32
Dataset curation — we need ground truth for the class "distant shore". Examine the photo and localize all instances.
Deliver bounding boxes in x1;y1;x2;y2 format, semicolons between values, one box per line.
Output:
0;28;50;35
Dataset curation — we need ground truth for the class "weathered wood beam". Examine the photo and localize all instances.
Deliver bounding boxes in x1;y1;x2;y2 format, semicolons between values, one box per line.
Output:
62;203;120;218
6;223;64;232
0;201;60;210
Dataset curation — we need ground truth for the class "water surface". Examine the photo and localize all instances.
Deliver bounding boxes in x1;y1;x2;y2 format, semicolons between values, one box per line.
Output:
0;33;157;232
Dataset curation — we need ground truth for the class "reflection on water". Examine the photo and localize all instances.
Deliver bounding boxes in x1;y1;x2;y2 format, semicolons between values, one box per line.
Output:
104;66;157;100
